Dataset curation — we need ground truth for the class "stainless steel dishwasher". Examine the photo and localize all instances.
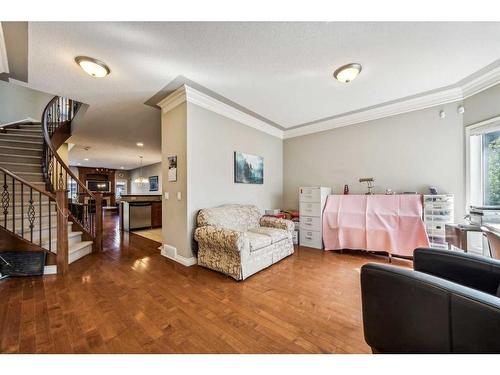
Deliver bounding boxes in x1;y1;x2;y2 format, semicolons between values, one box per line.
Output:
129;202;152;229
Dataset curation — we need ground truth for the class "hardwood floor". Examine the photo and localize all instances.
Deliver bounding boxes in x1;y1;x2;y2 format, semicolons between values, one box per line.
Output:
0;212;412;353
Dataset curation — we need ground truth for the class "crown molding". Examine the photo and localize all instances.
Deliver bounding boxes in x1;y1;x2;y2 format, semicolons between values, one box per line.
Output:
284;87;463;139
156;60;500;141
0;23;9;75
284;61;500;139
157;85;187;113
157;84;284;139
461;64;500;99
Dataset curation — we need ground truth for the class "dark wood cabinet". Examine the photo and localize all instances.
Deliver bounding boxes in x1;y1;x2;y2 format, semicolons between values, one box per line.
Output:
151;202;162;228
77;167;116;206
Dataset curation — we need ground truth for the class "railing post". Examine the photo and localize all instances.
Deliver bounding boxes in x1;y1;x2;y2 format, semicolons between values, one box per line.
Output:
56;189;68;275
94;192;103;252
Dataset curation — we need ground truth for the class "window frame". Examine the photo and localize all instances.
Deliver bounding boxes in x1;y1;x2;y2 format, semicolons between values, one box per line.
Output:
466;115;500;209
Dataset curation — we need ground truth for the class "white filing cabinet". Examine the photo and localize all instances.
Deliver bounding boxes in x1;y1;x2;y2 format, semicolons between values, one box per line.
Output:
299;187;332;249
423;194;454;249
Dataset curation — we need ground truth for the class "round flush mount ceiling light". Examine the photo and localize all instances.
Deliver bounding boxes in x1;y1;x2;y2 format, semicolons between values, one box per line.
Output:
136;142;144;147
333;63;362;83
75;56;110;78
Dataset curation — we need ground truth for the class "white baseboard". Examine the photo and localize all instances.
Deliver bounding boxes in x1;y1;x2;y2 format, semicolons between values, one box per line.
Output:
160;244;197;267
44;265;57;275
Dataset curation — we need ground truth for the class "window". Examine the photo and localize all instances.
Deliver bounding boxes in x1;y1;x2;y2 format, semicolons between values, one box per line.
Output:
483;129;500;206
467;120;500;208
68;179;77;201
466;120;500;256
116;180;127;199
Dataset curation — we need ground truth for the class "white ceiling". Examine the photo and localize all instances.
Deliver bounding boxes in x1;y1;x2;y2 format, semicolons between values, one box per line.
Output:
26;22;500;169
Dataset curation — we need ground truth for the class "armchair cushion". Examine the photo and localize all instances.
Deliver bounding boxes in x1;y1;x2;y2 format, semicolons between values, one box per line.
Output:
260;216;295;232
194;225;247;253
248;227;290;243
247;232;272;252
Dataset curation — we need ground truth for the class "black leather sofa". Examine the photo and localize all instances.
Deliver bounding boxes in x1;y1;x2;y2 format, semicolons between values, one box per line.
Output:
360;248;500;353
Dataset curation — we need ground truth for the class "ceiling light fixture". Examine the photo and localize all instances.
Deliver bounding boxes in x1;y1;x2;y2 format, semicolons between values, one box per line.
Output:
75;56;110;78
333;63;362;83
134;156;149;184
84;158;89;161
136;142;144;147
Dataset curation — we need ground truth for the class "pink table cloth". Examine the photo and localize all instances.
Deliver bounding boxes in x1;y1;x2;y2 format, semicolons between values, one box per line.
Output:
322;195;430;257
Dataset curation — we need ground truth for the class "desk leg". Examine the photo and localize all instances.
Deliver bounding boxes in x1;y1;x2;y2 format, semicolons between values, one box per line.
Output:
461;231;468;253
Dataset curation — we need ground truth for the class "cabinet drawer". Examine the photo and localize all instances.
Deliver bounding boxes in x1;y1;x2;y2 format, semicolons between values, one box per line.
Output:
300;187;321;202
299;202;322;217
300;216;322;231
300;230;322;249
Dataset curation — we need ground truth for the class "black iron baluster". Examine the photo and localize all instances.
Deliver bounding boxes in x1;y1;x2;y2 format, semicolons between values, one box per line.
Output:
28;188;35;243
56;100;61;124
39;191;42;247
12;177;15;234
58;162;64;190
48;199;51;252
21;184;24;238
2;173;9;228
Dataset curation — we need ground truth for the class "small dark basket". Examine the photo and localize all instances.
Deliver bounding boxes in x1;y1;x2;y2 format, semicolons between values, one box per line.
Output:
0;251;46;277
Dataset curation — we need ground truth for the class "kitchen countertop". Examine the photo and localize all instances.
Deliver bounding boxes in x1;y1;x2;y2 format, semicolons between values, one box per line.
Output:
120;195;162;202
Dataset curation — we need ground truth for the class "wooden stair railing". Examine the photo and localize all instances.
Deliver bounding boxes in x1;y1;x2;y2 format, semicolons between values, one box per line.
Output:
0;167;70;274
41;96;103;252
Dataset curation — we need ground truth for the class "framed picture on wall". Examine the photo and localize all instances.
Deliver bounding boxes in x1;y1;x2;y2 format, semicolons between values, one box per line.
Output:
168;156;177;182
234;151;264;184
149;176;159;191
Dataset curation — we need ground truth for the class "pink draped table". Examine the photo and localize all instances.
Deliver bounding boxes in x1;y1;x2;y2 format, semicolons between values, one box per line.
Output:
322;194;430;257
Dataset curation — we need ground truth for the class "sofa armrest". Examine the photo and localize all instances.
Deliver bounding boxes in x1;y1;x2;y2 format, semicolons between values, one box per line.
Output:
194;225;248;252
414;248;500;295
259;216;294;232
361;263;500;353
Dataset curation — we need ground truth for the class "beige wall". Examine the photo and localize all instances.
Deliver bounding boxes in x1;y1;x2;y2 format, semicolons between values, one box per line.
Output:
160;100;283;259
159;84;500;261
129;162;162;195
0;80;52;124
464;83;500;126
57;143;69;164
283;101;466;222
161;102;188;257
186;103;283;253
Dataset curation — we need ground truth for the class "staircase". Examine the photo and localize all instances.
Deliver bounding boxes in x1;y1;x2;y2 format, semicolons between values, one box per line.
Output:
0;97;102;274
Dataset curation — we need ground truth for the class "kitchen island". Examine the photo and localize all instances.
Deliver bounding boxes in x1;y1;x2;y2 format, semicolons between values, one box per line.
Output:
119;195;162;231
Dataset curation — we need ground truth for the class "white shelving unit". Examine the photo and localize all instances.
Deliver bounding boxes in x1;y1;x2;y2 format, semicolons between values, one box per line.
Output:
423;194;454;249
299;187;332;249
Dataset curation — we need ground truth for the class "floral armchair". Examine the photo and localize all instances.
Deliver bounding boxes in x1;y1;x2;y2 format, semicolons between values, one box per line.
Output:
194;204;295;280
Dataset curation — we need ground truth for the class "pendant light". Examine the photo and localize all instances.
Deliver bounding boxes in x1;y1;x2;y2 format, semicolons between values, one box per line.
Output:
134;156;148;184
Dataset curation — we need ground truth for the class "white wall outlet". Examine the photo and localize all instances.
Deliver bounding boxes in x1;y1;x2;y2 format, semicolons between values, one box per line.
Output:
177;192;182;201
164;192;169;200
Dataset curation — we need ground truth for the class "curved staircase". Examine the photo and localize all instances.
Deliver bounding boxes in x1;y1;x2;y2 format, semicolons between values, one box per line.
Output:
0;97;102;275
